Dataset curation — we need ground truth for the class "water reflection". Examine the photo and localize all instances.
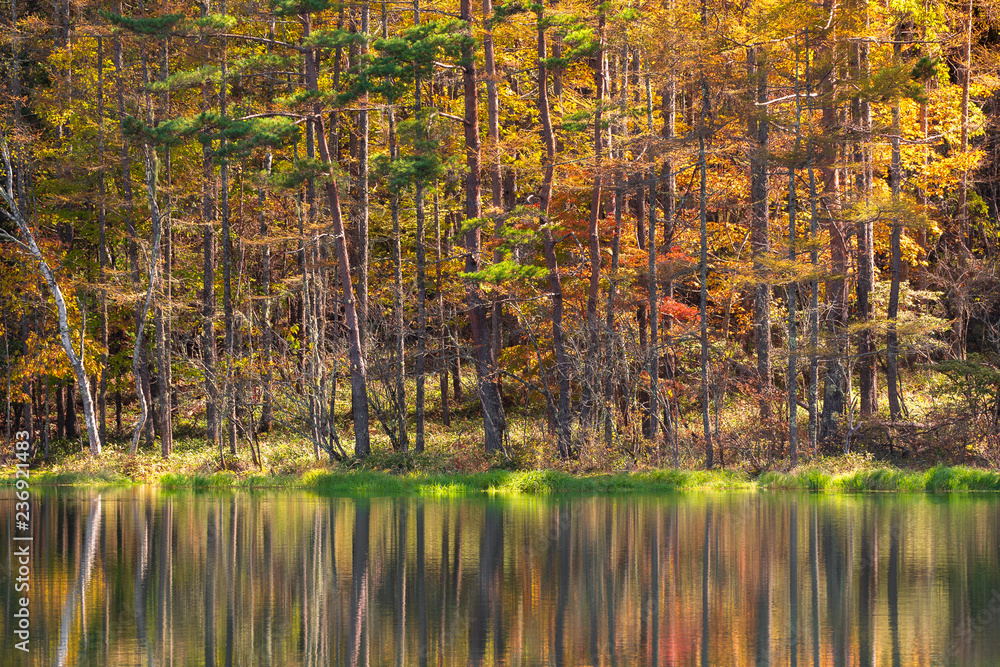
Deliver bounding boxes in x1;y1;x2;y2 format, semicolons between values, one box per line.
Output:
2;490;1000;665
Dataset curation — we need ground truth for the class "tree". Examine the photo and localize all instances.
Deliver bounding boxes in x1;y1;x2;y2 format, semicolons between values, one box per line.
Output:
0;141;101;456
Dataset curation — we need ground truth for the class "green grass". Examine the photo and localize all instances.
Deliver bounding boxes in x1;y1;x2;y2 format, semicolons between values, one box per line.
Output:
7;462;999;495
758;465;1000;492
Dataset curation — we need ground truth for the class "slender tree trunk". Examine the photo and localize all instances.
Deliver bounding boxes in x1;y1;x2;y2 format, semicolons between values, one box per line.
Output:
200;60;219;449
748;46;772;420
854;37;877;418
259;150;274;433
789;32;804;466
463;0;506;454
436;190;450;427
131;147;166;454
304;12;370;458
114;29;155;449
958;0;972;251
803;30;820;454
699;0;713;468
887;36;903;420
316;119;370;459
643;60;659;448
155;39;173;458
220;27;237;456
537;2;571;458
388;101;408;452
414;0;427;452
96;37;109;447
584;12;605;429
356;2;370;351
818;2;846;443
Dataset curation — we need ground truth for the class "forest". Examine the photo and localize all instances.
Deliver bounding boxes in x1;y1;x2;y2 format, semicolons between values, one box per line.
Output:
1;0;999;473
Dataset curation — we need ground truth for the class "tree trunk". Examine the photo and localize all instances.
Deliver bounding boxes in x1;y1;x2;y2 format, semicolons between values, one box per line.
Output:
463;0;507;454
131;147;166;454
887;35;903;420
220;33;237;456
436;190;450;427
748;46;771;420
97;36;109;447
699;0;713;468
644;63;659;448
584;12;605;429
0;146;101;455
259;150;274;434
853;38;877;418
316;118;371;459
388;101;408;452
537;2;571;458
818;4;846;444
114;30;155;450
155;39;173;458
414;0;427;452
356;2;370;352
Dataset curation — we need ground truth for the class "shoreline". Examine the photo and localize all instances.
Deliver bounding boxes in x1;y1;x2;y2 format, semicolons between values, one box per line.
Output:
2;464;999;495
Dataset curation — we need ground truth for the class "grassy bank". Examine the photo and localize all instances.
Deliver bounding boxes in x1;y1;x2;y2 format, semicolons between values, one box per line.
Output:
2;451;999;495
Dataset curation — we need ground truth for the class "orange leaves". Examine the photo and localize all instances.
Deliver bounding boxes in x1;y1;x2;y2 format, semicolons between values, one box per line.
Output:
659;296;698;323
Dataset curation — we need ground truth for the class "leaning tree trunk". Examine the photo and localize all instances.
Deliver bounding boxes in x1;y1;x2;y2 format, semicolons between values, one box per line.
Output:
0;144;101;455
316;120;371;459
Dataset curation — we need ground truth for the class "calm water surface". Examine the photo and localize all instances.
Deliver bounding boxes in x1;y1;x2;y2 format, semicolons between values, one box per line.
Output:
1;488;999;665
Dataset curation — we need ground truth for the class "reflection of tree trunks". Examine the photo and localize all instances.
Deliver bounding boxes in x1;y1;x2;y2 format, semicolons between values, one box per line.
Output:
225;499;236;666
349;501;370;667
701;505;712;667
859;509;876;667
157;499;173;665
134;499;152;662
395;502;407;667
822;511;847;667
651;508;660;667
810;508;820;667
56;496;102;667
554;504;570;667
470;504;503;664
755;501;771;666
789;502;798;667
889;510;901;667
264;510;274;666
416;503;427;667
206;506;217;667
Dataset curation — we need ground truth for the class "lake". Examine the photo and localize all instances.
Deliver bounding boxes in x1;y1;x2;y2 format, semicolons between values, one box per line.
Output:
2;488;999;665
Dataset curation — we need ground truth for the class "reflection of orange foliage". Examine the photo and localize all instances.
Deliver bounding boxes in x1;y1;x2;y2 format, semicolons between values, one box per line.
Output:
659;297;698;322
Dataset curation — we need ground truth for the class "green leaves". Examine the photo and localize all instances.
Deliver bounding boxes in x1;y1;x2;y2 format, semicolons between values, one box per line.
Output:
340;20;471;104
462;260;549;285
271;0;331;18
100;10;185;36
